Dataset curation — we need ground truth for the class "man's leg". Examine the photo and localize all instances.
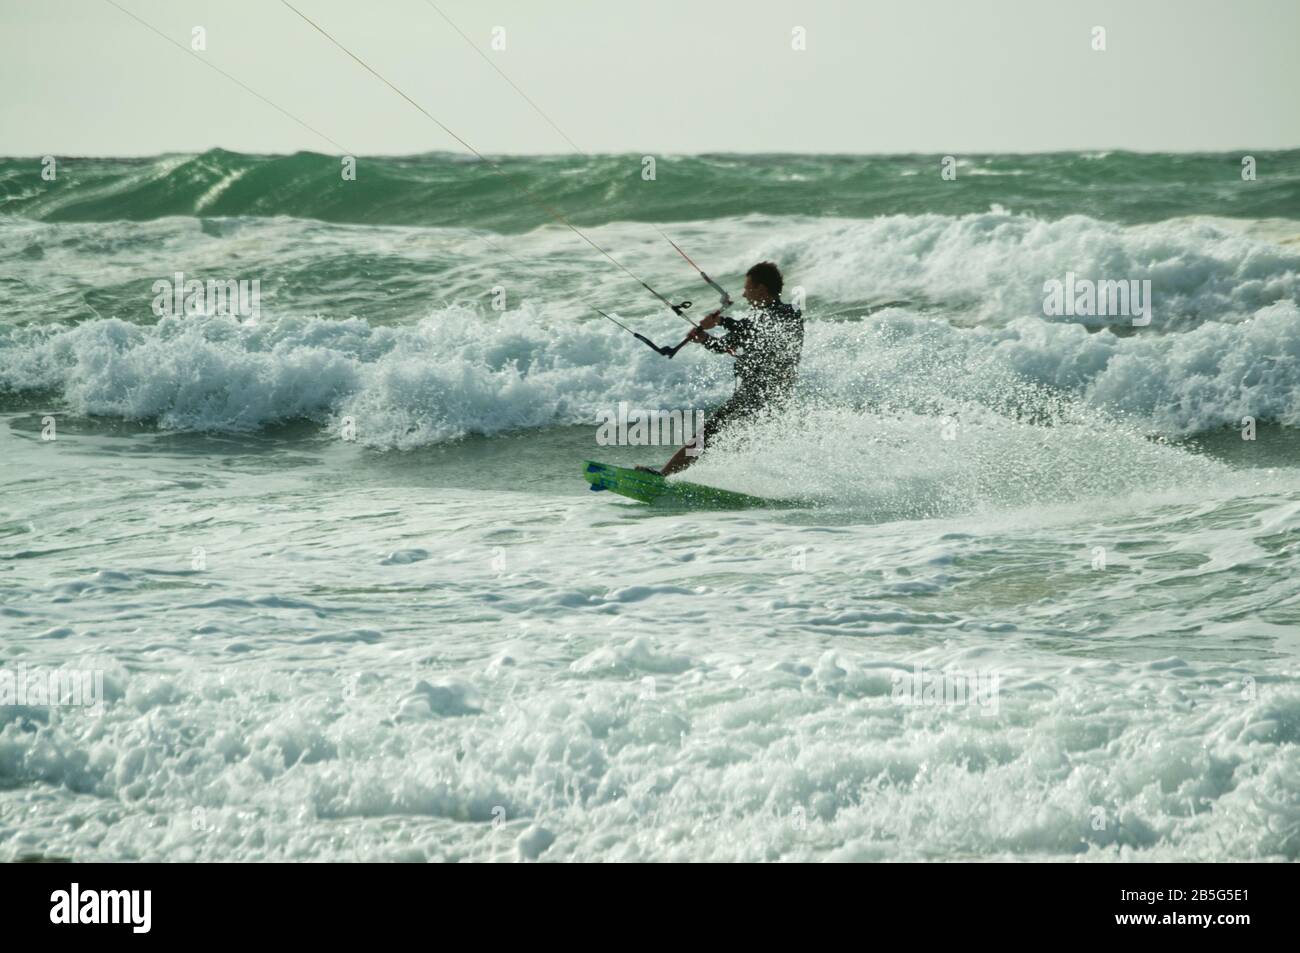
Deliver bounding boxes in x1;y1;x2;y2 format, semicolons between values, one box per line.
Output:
659;441;699;476
660;395;746;476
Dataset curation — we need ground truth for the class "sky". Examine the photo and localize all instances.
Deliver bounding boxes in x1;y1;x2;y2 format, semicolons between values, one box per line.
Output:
1;0;1297;156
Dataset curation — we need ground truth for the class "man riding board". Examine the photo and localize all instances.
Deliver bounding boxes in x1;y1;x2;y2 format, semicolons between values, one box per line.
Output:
650;261;803;476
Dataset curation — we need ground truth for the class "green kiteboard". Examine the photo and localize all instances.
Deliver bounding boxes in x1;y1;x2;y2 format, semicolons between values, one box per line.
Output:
583;461;794;510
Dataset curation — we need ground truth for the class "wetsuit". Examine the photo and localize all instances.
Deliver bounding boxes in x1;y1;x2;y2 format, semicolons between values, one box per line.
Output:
694;300;803;447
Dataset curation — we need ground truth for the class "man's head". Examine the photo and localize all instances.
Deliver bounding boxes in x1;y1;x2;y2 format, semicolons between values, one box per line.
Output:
743;261;783;306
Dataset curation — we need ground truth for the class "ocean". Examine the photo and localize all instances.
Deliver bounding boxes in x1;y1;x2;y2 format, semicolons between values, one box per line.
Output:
1;149;1299;861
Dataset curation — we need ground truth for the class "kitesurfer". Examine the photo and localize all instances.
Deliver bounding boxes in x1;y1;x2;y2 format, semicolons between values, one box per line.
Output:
651;261;802;476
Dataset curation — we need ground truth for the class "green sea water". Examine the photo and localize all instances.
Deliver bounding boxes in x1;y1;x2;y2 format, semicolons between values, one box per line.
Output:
5;149;1299;229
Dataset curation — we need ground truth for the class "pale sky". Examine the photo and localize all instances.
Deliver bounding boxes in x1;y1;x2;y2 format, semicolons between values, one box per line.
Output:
2;0;1297;156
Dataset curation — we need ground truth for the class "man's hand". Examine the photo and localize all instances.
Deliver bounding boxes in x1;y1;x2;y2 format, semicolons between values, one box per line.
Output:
697;309;723;330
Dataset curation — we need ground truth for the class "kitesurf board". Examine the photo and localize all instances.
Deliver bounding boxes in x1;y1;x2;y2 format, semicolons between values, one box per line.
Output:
584;461;792;510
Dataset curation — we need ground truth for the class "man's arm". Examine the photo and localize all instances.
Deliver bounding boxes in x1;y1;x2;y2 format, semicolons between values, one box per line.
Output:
692;312;750;353
693;329;732;354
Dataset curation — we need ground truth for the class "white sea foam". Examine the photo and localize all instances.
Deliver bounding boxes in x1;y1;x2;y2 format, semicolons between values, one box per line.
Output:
2;477;1297;862
4;209;1296;443
3;295;1298;445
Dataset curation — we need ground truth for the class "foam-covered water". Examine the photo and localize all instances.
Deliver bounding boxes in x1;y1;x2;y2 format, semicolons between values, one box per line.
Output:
2;151;1298;861
4;209;1300;442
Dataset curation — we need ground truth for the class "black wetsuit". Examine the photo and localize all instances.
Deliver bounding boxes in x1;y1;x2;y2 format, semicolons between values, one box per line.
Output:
695;300;803;446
